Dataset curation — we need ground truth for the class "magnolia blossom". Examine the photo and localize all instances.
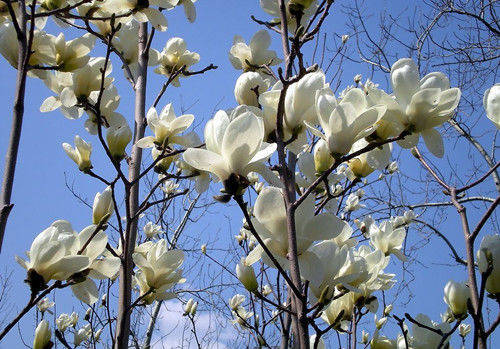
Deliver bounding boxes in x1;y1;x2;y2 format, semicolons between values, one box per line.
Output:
49;32;96;72
390;58;461;157
308;86;386;157
40;71;83;120
183;109;278;193
84;86;125;134
321;291;355;327
229;294;246;311
16;221;90;292
154;37;200;86
296;150;345;195
285;71;328;130
136;104;194;149
260;0;319;33
113;21;161;78
33;320;52;349
62;135;92;171
114;0;176;31
369;221;407;261
132;239;185;304
56;312;78;333
236;258;258;292
172;0;198;22
246;186;344;286
347;139;392;179
443;280;469;317
106;123;132;160
229;30;281;71
484;83;500;128
74;323;92;346
144;221;163;238
404;314;451;348
234;71;270;107
70;223;120;304
313;139;334;173
37;298;55;313
459;323;471;338
0;23;53;72
231;306;254;328
92;187;114;224
477;234;500;295
59;57;114;109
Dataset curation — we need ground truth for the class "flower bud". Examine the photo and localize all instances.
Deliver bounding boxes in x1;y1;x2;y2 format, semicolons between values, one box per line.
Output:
101;294;107;307
342;34;350;44
62;135;92;172
84;308;92;321
152;148;177;173
354;74;362;84
236;258;258;292
477;234;500;295
33;320;52;349
375;315;387;330
70;312;79;328
234;72;269;107
201;244;207;254
92;186;114;224
443;280;470;317
190;301;198;316
361;330;369;344
314;139;334;174
94;328;103;342
184;298;194;316
383;304;393;316
106;124;132;161
37;298;55;313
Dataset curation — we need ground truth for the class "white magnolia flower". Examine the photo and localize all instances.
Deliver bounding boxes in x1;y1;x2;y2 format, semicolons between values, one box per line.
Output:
136;104;194;149
484;83;500;128
405;314;451;348
344;193;364;212
33;320;52;349
261;284;272;296
231;306;254;328
347;139;392;179
106;123;132;161
37;298;55;313
154;37;200;86
0;23;53;72
477;234;500;295
308;86;386;157
246;186;344;286
285;71;328;129
390;58;461;157
313;139;334;173
459;323;471;338
92;186;114;224
56;313;74;333
40;71;83;119
183;109;278;193
49;32;96;72
74;323;92;346
70;224;120;304
175;158;211;194
369;221;407;261
85;86;124;134
143;221;163;238
62;135;92;171
59;57;114;109
321;291;355;326
236;258;258;292
132;239;185;304
15;221;90;291
234;71;270;107
229;30;281;71
260;0;319;33
443;280;469;317
229;294;245;311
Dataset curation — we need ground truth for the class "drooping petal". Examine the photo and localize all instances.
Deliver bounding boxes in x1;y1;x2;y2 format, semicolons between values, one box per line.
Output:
71;278;99;305
422;128;444;158
183;148;229;180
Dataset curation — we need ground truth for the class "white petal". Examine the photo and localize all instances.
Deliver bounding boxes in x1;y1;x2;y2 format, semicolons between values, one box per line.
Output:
71;278;99;305
422;128;444;158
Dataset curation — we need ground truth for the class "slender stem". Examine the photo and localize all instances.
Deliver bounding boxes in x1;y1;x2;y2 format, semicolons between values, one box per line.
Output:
0;0;31;252
114;21;149;349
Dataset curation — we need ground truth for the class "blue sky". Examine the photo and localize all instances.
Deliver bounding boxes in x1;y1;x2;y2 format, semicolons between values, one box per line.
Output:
0;0;498;347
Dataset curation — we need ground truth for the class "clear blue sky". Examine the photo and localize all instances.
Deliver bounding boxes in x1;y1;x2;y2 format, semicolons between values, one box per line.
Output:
0;0;497;347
